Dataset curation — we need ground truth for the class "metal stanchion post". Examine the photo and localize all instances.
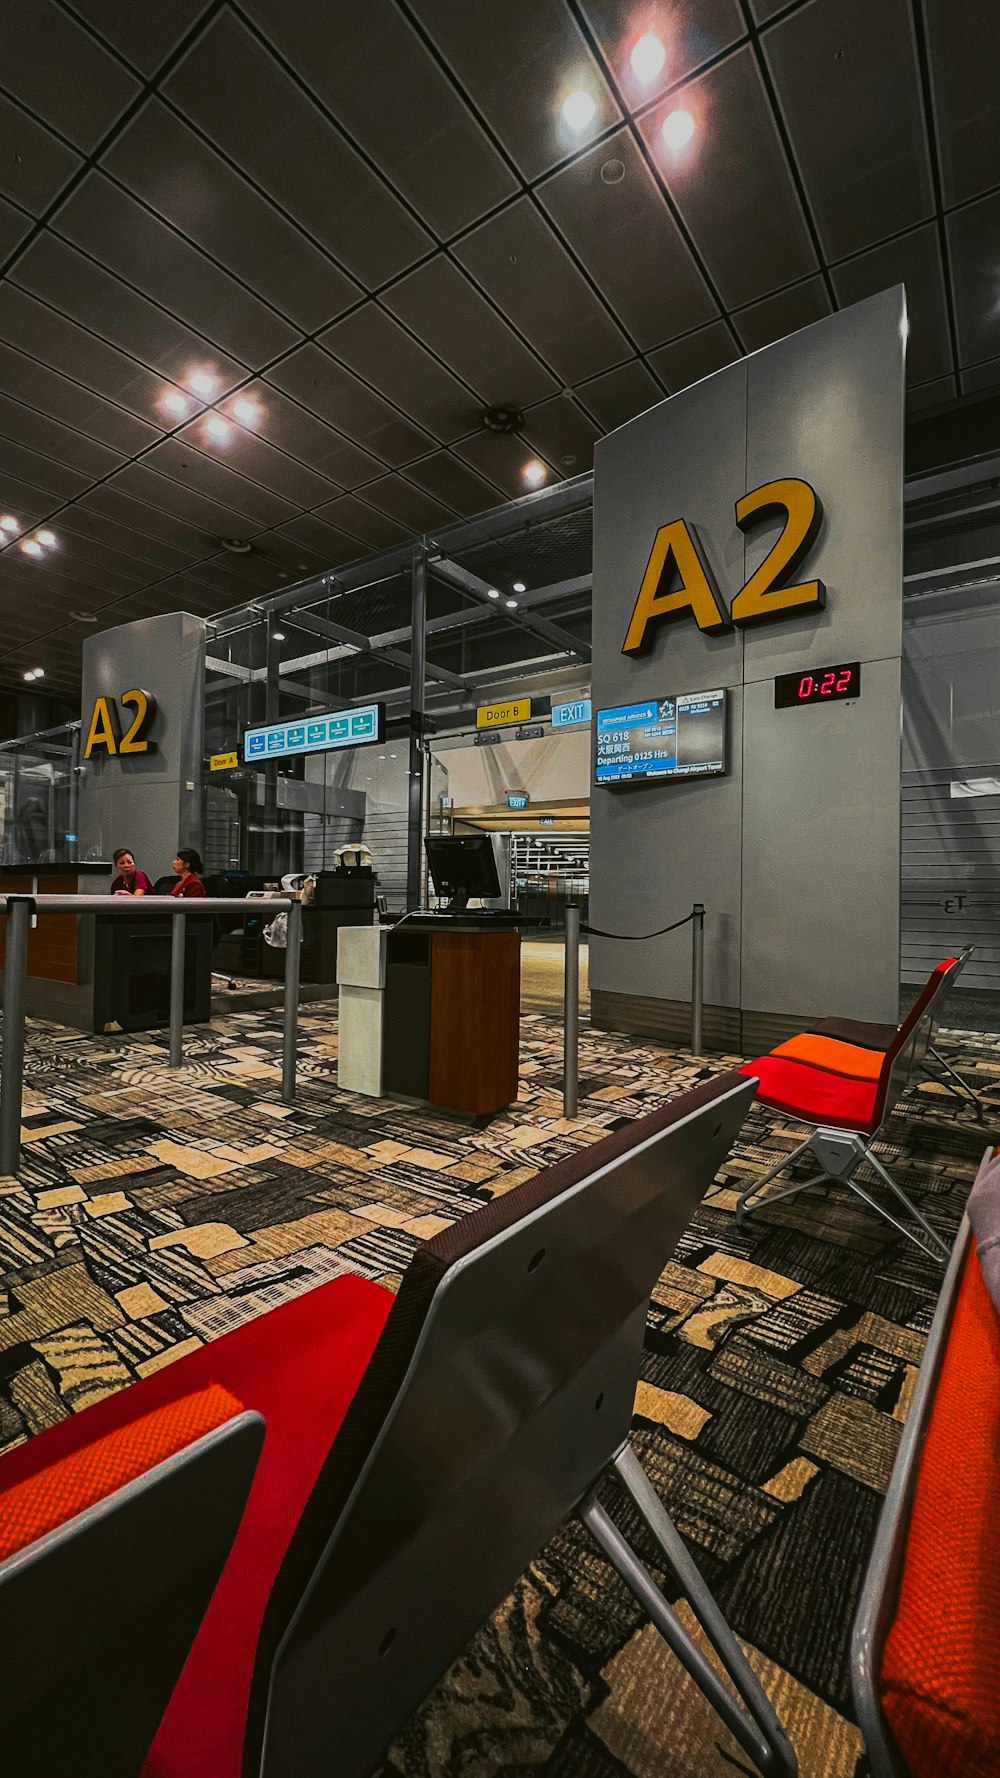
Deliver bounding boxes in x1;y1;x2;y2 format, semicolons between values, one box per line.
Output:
563;901;580;1119
691;903;705;1055
169;911;185;1068
0;897;32;1177
282;897;303;1103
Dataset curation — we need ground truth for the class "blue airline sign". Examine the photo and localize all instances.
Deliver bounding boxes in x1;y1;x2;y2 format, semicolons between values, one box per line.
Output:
244;702;384;763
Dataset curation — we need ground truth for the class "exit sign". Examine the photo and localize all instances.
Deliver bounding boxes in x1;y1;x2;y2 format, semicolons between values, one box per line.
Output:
552;698;592;728
506;792;529;810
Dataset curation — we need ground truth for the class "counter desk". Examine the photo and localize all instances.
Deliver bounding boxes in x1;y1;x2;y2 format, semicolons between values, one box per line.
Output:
0;865;211;1034
338;916;526;1119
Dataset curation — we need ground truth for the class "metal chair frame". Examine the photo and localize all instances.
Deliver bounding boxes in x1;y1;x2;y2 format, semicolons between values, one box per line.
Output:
251;1073;797;1778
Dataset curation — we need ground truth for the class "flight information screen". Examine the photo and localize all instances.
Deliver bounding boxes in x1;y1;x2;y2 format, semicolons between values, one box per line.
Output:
595;689;727;785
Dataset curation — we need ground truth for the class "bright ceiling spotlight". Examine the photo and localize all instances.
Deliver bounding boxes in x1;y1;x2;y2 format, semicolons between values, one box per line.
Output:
1;515;20;533
233;397;260;426
206;415;231;442
271;630;285;641
512;580;526;592
31;667;43;678
487;587;501;600
187;370;218;398
20;539;43;557
36;529;57;548
162;390;189;418
630;32;666;83
523;460;547;486
562;89;596;131
23;669;36;681
661;108;695;150
506;597;519;609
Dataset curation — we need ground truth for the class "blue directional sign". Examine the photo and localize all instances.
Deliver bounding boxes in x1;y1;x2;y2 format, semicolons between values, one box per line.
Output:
551;698;592;729
243;702;384;764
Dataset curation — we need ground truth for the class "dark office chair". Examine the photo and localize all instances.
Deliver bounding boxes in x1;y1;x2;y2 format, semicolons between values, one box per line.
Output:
0;1385;263;1778
131;1069;794;1777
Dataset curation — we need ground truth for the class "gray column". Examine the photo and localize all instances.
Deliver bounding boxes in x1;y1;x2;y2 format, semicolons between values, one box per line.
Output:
406;547;427;909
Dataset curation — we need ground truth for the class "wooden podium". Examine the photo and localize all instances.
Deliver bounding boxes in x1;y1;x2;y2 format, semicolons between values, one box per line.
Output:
340;919;522;1117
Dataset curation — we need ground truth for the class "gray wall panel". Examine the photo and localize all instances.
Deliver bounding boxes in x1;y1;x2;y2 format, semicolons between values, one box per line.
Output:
590;685;744;1006
78;610;205;880
589;360;747;1008
590;289;904;1043
743;287;906;680
740;657;902;1021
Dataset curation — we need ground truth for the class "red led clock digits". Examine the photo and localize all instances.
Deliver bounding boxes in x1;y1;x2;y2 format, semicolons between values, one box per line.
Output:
835;667;853;691
798;675;814;699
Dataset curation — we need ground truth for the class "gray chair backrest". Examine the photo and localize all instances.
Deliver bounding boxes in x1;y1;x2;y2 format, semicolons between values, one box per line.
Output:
877;948;972;1125
851;1213;972;1775
0;1410;263;1778
250;1070;756;1778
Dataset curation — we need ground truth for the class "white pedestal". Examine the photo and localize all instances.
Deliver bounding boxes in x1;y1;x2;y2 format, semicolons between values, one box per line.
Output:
337;926;388;1096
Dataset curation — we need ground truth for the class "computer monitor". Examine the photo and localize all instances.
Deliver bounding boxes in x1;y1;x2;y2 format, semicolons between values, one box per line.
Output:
424;835;502;910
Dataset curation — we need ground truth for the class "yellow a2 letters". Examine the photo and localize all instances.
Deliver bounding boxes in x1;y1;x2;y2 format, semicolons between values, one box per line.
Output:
83;688;158;759
623;478;825;657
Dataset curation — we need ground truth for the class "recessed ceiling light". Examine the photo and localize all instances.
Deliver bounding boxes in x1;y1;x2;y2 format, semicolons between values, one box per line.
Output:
20;539;42;557
630;32;666;83
487;588;501;600
271;630;285;642
206;415;230;442
187;370;218;398
22;666;43;680
506;598;519;609
512;581;526;592
162;390;189;418
661;108;695;150
523;460;547;486
562;89;596;131
233;398;260;426
1;515;20;533
70;608;98;623
36;529;57;548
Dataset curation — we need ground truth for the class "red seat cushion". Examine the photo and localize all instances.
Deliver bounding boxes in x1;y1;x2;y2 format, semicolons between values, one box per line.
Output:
0;1384;244;1563
0;1272;393;1778
880;1244;1000;1777
740;1055;878;1130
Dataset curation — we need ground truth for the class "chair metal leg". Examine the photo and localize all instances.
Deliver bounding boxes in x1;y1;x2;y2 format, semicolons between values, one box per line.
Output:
578;1444;798;1778
737;1123;948;1261
926;1044;986;1121
734;1134;817;1226
855;1143;949;1258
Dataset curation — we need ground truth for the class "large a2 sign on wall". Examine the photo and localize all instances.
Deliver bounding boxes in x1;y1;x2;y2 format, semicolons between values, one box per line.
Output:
622;476;824;653
588;286;906;1050
83;689;158;758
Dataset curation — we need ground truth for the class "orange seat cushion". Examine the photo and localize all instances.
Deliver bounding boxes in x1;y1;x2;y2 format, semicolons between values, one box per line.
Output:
0;1384;244;1564
881;1244;1000;1777
771;1033;884;1081
740;1055;878;1130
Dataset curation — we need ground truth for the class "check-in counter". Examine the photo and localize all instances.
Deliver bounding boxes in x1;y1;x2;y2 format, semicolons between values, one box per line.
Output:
338;917;522;1118
0;864;111;1028
0;864;212;1034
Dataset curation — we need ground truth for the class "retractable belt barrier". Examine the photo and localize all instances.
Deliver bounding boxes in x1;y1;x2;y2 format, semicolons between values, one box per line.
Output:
0;893;300;1179
562;903;706;1119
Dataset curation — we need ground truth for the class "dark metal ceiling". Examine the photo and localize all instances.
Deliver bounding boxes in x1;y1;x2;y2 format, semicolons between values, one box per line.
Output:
0;0;997;696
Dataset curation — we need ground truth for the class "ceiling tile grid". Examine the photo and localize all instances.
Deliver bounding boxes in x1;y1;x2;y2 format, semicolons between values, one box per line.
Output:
0;0;994;694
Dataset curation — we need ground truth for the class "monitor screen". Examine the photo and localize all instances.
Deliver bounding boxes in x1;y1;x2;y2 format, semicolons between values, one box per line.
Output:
595;689;727;785
424;835;502;907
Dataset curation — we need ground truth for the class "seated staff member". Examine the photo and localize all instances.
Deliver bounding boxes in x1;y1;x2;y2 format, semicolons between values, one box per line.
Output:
110;847;153;896
171;847;207;898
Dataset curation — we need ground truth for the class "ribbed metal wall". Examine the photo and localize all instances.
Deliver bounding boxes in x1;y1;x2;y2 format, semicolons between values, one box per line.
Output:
901;766;1000;992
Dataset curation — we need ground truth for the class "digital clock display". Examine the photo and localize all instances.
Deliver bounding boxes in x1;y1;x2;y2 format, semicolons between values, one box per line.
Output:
774;662;861;710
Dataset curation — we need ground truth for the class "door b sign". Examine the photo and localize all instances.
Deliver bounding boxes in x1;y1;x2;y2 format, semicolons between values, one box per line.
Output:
623;477;824;656
83;689;157;758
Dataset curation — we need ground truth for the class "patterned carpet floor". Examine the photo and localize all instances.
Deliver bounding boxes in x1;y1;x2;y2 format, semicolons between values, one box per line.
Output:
1;1003;997;1778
